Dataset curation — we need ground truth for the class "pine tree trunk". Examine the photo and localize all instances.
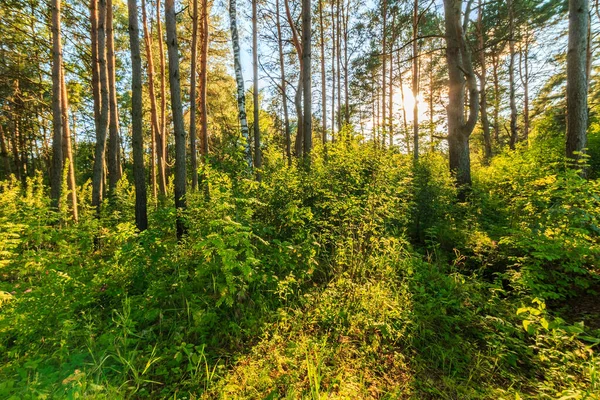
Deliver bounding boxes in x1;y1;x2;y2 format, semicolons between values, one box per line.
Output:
276;0;291;164
508;0;518;150
319;0;326;141
284;0;304;156
330;0;336;141
190;0;199;189
0;125;10;177
60;67;79;221
92;0;110;213
157;0;168;196
166;0;187;238
412;0;419;160
128;0;148;231
301;0;312;157
252;0;262;170
566;0;589;165
478;0;492;161
141;0;160;200
107;0;122;193
200;0;209;157
230;0;252;167
51;0;63;209
444;0;478;187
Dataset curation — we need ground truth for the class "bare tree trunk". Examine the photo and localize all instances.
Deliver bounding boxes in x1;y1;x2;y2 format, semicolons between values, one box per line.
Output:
276;0;291;164
491;51;500;143
230;0;252;167
519;26;530;142
412;0;420;160
90;0;101;155
302;0;312;157
284;0;304;156
51;0;63;209
343;1;349;126
157;0;168;195
330;0;336;141
398;60;410;154
252;0;262;170
566;0;589;166
444;0;479;187
142;0;159;199
429;52;435;151
0;125;10;177
166;0;187;238
60;68;79;221
319;0;327;141
92;0;110;213
477;0;492;161
381;0;387;146
200;0;209;157
508;0;518;150
128;0;148;231
107;0;122;193
190;0;199;189
336;0;341;133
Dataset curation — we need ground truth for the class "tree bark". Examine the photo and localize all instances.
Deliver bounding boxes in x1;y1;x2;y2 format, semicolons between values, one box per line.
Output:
142;0;160;199
166;0;187;238
61;67;79;221
330;0;336;141
128;0;148;231
190;0;199;189
444;0;479;187
508;0;518;150
51;0;63;209
92;0;110;213
107;0;122;193
230;0;252;167
252;0;262;170
566;0;589;165
199;0;209;157
412;0;419;160
319;0;327;141
301;0;312;157
157;0;168;195
477;0;492;161
276;0;291;164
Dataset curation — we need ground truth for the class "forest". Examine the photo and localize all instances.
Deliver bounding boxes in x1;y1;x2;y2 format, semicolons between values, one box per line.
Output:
0;0;599;397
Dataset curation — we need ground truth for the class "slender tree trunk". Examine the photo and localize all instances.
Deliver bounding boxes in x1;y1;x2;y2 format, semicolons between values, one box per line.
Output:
477;0;492;161
319;0;327;141
343;1;349;125
90;0;101;155
0;125;10;177
412;0;419;160
331;0;336;141
336;0;341;133
60;68;78;221
566;0;589;165
252;0;262;170
381;0;387;146
190;0;199;189
429;52;435;151
51;0;63;209
166;0;187;238
142;0;160;199
276;0;291;164
128;0;148;231
398;62;410;154
107;0;121;193
491;51;500;143
92;0;110;212
157;0;168;195
284;0;304;155
444;0;479;187
508;0;518;150
199;0;209;157
302;0;312;157
230;0;252;167
520;26;530;142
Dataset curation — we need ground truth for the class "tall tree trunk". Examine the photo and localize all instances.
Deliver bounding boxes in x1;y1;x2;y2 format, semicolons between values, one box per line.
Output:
51;0;63;209
330;0;336;141
508;0;518;150
381;0;387;146
477;0;492;161
107;0;121;193
302;0;312;157
566;0;589;165
520;26;530;142
128;0;148;231
343;1;349;125
276;0;291;164
319;0;326;141
444;0;479;187
0;124;10;177
199;0;209;157
398;60;410;154
252;0;262;170
60;68;79;221
157;0;168;195
336;0;341;133
429;52;435;151
412;0;419;160
284;0;304;155
166;0;187;238
491;51;500;143
142;0;160;199
190;0;199;189
230;0;252;166
92;0;110;213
